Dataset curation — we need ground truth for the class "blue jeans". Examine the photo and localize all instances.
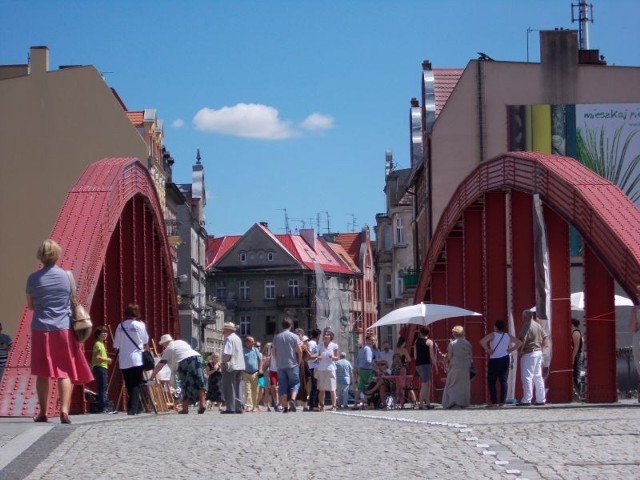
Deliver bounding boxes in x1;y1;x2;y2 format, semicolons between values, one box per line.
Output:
277;366;300;396
93;366;108;411
337;382;350;407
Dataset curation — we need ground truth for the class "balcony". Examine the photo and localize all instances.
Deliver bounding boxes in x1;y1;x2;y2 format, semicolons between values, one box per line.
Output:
276;294;308;308
403;269;420;289
376;249;392;263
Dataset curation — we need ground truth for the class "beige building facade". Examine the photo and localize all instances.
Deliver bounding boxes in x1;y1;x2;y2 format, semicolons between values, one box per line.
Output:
0;46;148;338
374;150;416;345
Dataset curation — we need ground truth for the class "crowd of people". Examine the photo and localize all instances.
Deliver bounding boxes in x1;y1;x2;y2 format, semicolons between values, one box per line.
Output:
17;239;640;422
204;317;353;413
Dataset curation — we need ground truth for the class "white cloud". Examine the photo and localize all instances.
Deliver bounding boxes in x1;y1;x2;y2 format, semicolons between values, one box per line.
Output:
171;118;185;128
300;112;334;132
192;103;294;139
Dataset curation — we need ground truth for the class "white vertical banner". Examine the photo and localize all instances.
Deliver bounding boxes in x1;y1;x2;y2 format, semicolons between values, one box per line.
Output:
533;194;552;371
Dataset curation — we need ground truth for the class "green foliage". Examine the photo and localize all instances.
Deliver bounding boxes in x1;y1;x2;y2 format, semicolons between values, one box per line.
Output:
576;125;640;203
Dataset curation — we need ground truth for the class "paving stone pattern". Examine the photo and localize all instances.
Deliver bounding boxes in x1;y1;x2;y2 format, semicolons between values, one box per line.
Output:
3;403;639;480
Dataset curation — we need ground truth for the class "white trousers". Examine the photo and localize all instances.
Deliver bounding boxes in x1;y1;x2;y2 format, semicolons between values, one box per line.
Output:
521;350;545;403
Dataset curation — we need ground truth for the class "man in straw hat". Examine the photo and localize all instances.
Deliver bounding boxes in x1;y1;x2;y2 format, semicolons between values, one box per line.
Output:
148;334;207;414
220;322;245;414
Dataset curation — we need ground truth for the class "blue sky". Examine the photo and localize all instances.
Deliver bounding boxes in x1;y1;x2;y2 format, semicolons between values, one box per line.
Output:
2;1;639;237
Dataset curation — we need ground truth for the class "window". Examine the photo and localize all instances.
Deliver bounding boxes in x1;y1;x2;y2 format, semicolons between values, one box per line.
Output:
396;273;404;297
267;252;274;262
265;279;275;299
239;316;251;335
216;281;227;300
239;280;250;300
384;274;392;301
395;217;405;245
288;279;299;297
384;225;392;251
266;315;276;335
240;252;247;263
354;281;362;301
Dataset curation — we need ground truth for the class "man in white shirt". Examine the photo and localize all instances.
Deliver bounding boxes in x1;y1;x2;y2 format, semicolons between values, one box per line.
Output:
148;334;206;414
221;322;245;414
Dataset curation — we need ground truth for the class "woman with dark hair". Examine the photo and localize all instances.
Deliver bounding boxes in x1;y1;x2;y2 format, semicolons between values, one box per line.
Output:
479;320;522;407
91;326;112;413
414;327;438;409
393;336;412;368
113;304;149;415
26;239;94;424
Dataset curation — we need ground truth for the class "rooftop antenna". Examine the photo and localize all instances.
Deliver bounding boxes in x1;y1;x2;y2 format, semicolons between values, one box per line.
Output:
325;211;331;234
290;217;307;229
278;208;291;234
571;1;594;50
526;27;540;62
348;214;358;232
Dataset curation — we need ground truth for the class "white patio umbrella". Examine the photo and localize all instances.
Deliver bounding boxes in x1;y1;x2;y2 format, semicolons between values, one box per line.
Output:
570;291;633;311
370;302;482;329
529;292;634;312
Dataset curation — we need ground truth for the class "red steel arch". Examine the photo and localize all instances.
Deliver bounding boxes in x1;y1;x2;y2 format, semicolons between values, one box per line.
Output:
0;158;179;417
409;151;640;404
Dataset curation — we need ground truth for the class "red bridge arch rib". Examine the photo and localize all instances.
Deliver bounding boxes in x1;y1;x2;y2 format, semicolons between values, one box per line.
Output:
408;151;640;405
0;158;179;417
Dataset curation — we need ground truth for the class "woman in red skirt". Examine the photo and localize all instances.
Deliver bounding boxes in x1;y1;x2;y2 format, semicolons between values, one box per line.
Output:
26;239;93;424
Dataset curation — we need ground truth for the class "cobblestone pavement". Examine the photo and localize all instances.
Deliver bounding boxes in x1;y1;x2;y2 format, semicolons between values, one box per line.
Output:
1;401;638;480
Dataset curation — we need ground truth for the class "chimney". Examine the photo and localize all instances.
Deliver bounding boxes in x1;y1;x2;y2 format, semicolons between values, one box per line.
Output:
259;222;269;229
422;59;432;71
29;46;50;75
300;228;316;250
385;150;393;177
540;30;578;68
540;30;579;103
